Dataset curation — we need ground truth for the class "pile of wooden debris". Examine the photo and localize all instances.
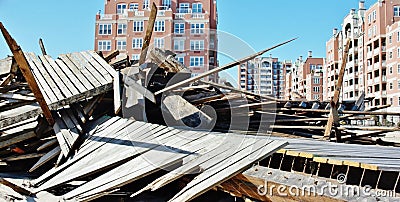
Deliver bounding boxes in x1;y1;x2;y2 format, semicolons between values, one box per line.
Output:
0;5;399;201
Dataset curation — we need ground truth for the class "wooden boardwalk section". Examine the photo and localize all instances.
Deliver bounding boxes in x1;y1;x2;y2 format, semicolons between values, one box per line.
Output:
0;51;116;128
29;117;287;201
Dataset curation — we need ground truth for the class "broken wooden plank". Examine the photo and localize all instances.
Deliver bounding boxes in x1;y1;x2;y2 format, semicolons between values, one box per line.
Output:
162;94;211;121
0;131;36;149
139;2;158;65
324;39;350;140
154;38;297;95
38;38;47;56
29;146;61;173
0;57;17;87
0;22;54;125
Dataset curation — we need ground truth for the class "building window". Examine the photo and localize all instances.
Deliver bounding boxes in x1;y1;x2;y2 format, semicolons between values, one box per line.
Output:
174;23;185;34
190;40;204;51
389;66;393;74
174;39;185;51
398;80;400;89
154;38;165;49
129;3;139;10
132;54;140;61
176;56;184;64
98;40;111;51
390;97;393;105
143;0;149;9
368;28;372;38
190;57;204;67
117;23;127;35
372;10;377;20
133;21;144;32
132;38;143;49
190;23;205;34
117;40;126;50
313;86;320;93
192;3;203;13
178;3;190;13
394;6;400;17
398;31;400;42
398;64;400;73
117;3;127;14
398;48;400;58
162;0;171;9
210;57;215;64
373;25;377;36
313;94;319;100
99;24;112;35
389;51;393;59
154;20;165;32
389;34;393;44
313;78;320;84
389;82;393;90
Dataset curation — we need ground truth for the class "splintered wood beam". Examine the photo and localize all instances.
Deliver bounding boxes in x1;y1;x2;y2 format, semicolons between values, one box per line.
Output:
324;39;350;140
155;38;297;95
198;80;278;101
139;2;157;65
104;50;120;63
0;178;32;196
39;38;47;55
0;22;55;126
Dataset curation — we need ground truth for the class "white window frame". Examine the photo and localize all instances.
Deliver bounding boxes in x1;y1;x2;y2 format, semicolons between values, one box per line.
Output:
190;56;204;67
143;0;150;9
178;3;190;13
99;24;112;35
398;64;400;73
132;38;143;49
117;23;127;35
154;20;165;32
133;21;144;32
162;0;171;9
132;54;140;61
398;47;400;58
395;6;400;17
192;3;203;13
313;78;320;84
313;86;320;93
176;56;184;64
117;40;126;50
174;39;185;51
190;23;205;34
174;23;185;34
98;40;111;51
117;3;127;14
154;38;165;49
190;40;204;51
129;3;139;10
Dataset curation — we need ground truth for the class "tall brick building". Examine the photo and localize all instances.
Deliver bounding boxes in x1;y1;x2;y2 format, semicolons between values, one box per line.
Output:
324;0;400;123
94;0;218;81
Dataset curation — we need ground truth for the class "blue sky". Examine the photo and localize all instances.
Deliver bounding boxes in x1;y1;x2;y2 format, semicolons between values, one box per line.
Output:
0;0;374;81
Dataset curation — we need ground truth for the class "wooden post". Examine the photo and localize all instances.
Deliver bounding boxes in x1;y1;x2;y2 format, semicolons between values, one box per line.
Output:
154;38;297;96
323;39;351;141
139;3;158;65
39;38;47;55
0;22;55;125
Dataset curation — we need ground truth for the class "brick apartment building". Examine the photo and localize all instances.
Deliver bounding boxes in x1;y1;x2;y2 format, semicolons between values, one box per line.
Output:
288;52;324;101
238;56;291;99
325;0;400;123
94;0;218;81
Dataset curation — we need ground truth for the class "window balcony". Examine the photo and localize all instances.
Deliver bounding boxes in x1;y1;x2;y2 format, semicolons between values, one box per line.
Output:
192;13;205;19
135;11;145;16
382;60;386;68
367;65;373;71
382;91;387;97
367;79;373;85
157;10;166;16
99;14;113;20
374;77;380;83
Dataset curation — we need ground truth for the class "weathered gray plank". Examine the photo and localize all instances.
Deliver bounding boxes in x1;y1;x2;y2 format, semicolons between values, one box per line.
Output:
67;53;104;87
58;55;94;90
79;51;113;82
54;58;87;93
86;50;117;76
38;55;73;98
169;140;287;202
29;146;61;172
44;55;80;96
